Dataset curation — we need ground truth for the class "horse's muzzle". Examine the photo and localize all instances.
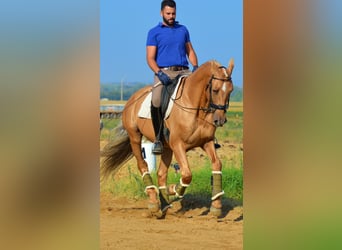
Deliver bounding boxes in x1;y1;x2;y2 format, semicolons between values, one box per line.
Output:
214;117;227;127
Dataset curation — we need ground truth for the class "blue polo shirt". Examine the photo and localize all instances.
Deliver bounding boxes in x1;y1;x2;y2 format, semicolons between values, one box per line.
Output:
146;22;190;67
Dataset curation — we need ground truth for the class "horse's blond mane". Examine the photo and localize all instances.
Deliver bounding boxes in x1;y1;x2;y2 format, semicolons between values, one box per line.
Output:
190;60;222;80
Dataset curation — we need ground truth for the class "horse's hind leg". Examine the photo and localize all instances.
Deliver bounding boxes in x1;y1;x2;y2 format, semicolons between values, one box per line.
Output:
128;131;159;212
157;147;173;211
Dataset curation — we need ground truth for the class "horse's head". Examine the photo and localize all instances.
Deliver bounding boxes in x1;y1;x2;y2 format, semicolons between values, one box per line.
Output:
207;59;234;127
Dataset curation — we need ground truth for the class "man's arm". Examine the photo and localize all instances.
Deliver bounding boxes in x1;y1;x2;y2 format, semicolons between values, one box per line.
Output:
146;45;170;85
185;42;198;67
146;45;160;74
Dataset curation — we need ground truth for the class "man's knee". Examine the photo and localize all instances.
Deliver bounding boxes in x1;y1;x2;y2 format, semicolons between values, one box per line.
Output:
152;85;162;107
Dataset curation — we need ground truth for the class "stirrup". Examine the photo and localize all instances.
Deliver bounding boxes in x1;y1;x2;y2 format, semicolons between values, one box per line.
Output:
152;140;163;154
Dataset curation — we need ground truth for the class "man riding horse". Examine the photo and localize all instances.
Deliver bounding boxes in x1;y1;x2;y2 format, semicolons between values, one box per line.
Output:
146;0;199;154
101;0;234;219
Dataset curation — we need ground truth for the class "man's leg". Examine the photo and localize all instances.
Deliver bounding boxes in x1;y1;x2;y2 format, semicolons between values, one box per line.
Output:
150;104;163;154
151;83;163;154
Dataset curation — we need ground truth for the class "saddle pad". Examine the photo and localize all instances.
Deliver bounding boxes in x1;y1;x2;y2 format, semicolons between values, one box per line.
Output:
138;75;187;120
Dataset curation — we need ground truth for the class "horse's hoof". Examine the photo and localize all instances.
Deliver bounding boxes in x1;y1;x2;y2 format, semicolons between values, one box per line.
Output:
152;209;165;219
209;206;222;217
148;202;166;219
169;196;183;204
147;202;160;213
161;204;172;213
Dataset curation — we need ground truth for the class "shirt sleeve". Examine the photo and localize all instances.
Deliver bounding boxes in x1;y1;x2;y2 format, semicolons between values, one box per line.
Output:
184;26;191;43
146;29;157;46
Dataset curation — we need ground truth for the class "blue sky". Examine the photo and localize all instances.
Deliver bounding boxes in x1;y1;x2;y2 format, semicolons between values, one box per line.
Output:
100;0;243;87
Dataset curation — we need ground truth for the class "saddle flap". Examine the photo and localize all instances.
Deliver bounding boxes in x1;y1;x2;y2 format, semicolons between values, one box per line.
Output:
160;74;184;117
138;75;188;120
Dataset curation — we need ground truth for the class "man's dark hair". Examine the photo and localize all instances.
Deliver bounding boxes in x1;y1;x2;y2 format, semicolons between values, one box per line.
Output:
161;0;176;10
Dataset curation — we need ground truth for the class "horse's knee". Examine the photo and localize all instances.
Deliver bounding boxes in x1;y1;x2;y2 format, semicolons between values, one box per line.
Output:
212;159;222;171
157;168;166;178
181;175;192;185
181;170;192;184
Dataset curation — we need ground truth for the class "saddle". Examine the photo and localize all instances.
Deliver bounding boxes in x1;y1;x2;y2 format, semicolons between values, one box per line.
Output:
138;74;188;121
159;74;188;143
160;74;184;118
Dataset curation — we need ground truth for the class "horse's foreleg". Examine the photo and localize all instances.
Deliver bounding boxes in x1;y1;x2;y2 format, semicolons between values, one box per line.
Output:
168;144;192;199
157;147;173;211
203;141;224;217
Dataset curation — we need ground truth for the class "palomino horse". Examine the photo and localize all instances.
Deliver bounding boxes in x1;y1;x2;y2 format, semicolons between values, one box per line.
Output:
101;59;234;218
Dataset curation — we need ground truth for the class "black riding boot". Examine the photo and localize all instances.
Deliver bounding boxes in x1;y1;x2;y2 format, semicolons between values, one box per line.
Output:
150;105;163;154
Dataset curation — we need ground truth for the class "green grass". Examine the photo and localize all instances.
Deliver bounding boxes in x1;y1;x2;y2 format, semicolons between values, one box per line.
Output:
102;166;243;203
215;110;243;143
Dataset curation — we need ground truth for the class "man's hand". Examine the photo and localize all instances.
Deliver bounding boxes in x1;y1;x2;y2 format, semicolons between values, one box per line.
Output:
156;70;171;85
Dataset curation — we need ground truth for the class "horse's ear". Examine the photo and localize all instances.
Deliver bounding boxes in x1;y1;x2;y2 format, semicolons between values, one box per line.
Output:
227;58;234;75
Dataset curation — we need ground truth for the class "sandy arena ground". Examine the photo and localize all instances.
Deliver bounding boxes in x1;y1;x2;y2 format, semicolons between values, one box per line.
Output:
100;139;243;250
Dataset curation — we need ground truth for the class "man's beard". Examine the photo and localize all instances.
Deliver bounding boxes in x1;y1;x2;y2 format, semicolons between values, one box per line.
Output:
163;16;175;26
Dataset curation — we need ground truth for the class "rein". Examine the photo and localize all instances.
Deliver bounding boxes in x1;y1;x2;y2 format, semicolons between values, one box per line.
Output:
170;74;232;113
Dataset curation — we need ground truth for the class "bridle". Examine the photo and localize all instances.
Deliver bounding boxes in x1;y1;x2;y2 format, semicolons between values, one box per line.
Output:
167;65;232;113
205;67;232;113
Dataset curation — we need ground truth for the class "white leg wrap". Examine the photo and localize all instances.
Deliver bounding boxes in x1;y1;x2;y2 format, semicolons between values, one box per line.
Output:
145;185;159;194
173;179;191;198
180;178;190;187
172;185;181;198
142;171;150;178
212;171;222;174
211;191;225;200
172;185;183;198
211;171;223;200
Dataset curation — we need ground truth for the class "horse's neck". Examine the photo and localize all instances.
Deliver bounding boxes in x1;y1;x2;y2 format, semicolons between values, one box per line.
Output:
177;64;216;134
183;68;210;108
183;68;216;134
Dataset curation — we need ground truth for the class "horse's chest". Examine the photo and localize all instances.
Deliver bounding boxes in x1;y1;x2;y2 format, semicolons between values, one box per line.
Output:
184;126;214;145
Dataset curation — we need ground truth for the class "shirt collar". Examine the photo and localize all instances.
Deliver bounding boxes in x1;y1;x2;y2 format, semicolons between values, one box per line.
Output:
158;21;179;28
